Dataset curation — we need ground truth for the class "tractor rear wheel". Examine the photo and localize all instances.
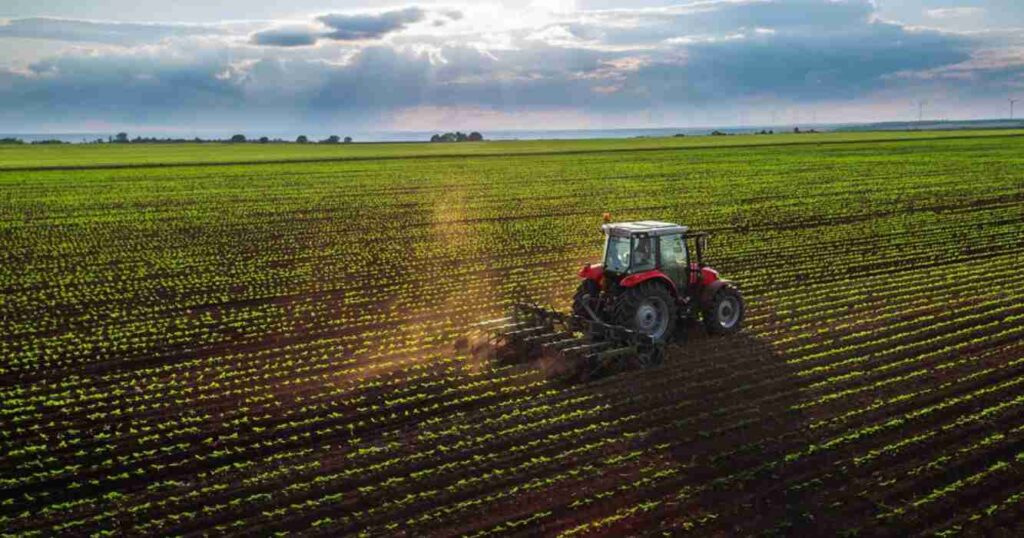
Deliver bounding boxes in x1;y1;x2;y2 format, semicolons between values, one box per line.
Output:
612;281;677;344
704;286;745;334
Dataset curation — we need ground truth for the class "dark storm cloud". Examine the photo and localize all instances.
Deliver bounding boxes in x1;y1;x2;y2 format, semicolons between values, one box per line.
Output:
0;17;223;45
317;7;425;41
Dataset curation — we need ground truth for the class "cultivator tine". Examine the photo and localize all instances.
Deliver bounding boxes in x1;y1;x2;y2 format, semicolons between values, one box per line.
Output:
490;303;569;364
542;337;588;351
470;316;515;328
487;301;667;382
561;340;614;355
504;326;551;338
488;321;529;332
523;331;574;345
590;345;638;364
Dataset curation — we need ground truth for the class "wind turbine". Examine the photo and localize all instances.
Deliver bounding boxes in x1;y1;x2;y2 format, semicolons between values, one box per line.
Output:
1011;98;1019;120
916;100;928;123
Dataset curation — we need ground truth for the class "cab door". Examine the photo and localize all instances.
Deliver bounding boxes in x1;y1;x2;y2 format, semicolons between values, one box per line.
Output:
658;234;688;287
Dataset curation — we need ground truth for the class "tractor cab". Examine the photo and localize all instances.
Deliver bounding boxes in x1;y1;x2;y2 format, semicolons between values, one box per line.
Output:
590;221;715;290
602;221;693;283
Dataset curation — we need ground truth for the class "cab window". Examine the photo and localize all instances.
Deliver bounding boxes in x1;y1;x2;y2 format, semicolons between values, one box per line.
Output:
604;235;631;273
659;234;687;268
631;236;657;272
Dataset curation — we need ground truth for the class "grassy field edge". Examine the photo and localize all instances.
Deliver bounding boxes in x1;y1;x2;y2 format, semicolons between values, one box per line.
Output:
3;129;1024;171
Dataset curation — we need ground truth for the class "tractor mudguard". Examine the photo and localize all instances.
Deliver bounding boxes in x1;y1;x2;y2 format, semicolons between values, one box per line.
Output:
700;267;720;285
699;279;734;309
619;270;678;296
578;263;604;282
689;264;720;286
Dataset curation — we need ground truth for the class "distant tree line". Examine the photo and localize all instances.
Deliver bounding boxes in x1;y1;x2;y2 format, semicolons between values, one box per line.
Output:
0;137;66;145
234;134;353;144
713;128;817;136
430;132;484;142
70;133;358;144
752;128;816;135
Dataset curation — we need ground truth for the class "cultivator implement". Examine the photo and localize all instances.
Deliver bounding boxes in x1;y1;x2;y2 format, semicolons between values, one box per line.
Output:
477;303;664;382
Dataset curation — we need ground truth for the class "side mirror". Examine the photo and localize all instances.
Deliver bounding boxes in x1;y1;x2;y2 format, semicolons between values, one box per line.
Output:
698;236;708;255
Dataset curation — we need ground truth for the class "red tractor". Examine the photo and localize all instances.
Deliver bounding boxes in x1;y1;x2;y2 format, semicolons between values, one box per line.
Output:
486;220;745;380
572;220;745;343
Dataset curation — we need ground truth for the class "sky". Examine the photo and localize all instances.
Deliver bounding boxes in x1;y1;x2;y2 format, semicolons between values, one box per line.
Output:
1;0;1023;135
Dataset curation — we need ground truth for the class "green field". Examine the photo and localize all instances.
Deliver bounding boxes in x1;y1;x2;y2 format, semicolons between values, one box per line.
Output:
2;132;1023;535
3;129;1024;169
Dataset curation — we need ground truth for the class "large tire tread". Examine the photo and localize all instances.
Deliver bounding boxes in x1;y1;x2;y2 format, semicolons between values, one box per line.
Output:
704;285;745;335
611;281;677;344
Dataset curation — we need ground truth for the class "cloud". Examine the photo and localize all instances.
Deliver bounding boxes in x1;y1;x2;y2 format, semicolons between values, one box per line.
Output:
0;17;224;45
250;26;320;47
0;48;244;130
926;8;985;20
440;10;464;21
432;9;464;27
649;20;972;102
249;7;437;48
558;0;877;48
889;47;1024;88
0;0;1017;131
317;7;426;41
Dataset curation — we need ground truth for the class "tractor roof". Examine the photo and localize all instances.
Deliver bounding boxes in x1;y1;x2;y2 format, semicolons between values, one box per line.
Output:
602;221;688;237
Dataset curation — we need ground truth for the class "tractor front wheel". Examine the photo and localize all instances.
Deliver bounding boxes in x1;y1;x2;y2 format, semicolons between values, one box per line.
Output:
704;286;745;334
613;281;677;344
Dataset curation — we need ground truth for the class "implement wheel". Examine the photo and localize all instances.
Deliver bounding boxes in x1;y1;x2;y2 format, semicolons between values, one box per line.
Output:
612;281;677;344
704;286;745;334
